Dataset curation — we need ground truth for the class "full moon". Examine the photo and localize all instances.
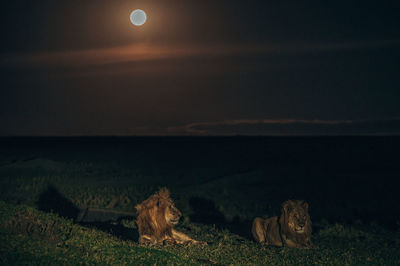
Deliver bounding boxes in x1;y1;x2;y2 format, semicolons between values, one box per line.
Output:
130;9;147;26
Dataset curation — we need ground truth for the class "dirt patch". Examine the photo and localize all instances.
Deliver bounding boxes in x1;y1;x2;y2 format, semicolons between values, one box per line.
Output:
77;208;135;223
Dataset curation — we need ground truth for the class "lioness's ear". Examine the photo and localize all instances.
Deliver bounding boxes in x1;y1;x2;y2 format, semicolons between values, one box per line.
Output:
302;201;309;210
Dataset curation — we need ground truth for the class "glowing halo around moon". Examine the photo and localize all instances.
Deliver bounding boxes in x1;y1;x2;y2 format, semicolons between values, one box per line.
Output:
130;9;147;26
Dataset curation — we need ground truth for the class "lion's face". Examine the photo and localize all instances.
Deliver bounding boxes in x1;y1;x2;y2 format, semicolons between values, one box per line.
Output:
287;208;308;233
282;200;311;234
164;202;182;226
136;188;182;229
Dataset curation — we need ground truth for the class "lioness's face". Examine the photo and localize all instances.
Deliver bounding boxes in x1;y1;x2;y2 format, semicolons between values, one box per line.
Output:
164;202;182;225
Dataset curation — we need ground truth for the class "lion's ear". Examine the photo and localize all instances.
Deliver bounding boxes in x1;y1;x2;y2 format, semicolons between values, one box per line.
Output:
158;187;170;198
282;201;291;213
302;201;309;210
135;204;142;213
156;199;161;208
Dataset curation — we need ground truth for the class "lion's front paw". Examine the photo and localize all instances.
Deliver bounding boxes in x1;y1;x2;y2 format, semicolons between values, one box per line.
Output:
198;241;208;246
162;239;177;246
305;244;317;250
189;240;207;246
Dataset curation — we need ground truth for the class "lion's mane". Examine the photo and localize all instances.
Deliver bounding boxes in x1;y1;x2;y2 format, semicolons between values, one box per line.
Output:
135;188;203;245
252;200;312;248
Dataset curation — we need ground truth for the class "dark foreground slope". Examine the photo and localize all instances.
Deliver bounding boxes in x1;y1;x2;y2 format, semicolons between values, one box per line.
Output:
1;201;399;265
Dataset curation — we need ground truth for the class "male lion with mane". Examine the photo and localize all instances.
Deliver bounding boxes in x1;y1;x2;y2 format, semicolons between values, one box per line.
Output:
252;200;312;248
135;188;204;245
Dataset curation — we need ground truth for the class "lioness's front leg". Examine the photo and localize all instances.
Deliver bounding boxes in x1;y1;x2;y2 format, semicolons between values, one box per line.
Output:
171;229;206;245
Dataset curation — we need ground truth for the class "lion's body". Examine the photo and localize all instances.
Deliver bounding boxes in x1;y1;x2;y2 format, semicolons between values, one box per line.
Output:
252;200;312;248
252;216;283;247
135;188;202;245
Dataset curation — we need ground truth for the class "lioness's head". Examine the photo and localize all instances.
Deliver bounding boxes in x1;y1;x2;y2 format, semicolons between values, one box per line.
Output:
281;200;311;234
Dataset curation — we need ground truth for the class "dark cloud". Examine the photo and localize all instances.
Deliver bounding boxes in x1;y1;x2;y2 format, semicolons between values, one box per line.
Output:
3;40;399;69
168;119;400;136
2;116;399;136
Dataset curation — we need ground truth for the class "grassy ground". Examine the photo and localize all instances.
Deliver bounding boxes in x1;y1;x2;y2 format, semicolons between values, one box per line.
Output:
0;201;192;265
1;201;399;265
0;137;399;264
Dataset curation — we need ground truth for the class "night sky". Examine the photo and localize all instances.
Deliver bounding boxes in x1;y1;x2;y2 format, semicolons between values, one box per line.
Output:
1;0;399;136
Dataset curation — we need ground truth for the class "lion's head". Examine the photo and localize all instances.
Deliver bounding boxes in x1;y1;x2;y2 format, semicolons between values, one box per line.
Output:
135;188;182;243
279;200;312;247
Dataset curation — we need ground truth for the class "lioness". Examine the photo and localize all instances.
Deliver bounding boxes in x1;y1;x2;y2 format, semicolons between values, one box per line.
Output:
252;200;312;248
135;188;205;245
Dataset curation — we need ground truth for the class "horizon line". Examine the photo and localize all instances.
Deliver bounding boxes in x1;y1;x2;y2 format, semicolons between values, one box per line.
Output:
1;134;399;138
